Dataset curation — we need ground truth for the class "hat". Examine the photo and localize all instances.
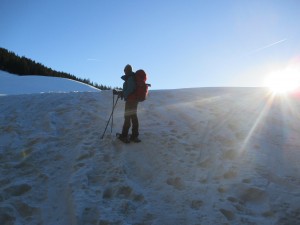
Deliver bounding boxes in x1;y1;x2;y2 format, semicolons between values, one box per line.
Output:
124;64;132;73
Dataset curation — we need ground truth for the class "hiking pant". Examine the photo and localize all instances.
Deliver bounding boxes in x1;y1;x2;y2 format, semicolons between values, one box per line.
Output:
122;100;139;138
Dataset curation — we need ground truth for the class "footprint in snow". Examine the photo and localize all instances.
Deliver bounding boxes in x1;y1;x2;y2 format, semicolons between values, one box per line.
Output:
166;177;185;190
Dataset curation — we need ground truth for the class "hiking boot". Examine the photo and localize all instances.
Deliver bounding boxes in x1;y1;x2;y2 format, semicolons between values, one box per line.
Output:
117;133;130;143
130;136;141;143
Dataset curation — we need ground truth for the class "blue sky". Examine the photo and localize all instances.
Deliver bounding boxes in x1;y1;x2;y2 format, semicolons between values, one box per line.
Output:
1;0;300;89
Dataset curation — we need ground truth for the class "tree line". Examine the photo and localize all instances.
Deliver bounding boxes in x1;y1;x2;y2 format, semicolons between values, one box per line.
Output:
0;47;111;90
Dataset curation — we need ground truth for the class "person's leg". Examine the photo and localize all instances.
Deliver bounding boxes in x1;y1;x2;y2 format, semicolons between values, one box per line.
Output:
131;102;139;138
121;101;131;138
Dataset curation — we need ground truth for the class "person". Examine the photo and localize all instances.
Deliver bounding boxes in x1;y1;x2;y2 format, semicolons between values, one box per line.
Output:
118;64;141;143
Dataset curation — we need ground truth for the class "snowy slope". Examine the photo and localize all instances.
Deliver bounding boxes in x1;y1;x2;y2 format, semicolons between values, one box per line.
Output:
0;70;100;95
1;73;300;225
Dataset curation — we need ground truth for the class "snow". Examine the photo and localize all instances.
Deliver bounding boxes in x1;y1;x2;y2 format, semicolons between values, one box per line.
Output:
1;70;300;225
0;70;100;95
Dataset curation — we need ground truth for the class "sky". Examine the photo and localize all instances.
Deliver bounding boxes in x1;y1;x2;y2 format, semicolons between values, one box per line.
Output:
1;0;300;90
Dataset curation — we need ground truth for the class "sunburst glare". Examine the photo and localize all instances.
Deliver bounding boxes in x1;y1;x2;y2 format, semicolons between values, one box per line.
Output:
265;62;300;95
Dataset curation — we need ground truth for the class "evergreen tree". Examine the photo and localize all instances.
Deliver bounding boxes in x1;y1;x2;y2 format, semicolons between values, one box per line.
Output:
0;47;112;90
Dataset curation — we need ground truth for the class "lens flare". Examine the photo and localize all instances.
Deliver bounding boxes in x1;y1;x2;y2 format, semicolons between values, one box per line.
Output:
265;62;300;95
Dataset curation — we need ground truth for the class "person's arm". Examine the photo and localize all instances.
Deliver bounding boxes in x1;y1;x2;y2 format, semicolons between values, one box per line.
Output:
123;76;136;99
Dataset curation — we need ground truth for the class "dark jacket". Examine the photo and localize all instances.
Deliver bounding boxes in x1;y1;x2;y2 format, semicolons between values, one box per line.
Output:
121;72;136;101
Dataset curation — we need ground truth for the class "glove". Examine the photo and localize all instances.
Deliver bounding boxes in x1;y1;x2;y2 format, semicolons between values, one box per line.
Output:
113;89;119;95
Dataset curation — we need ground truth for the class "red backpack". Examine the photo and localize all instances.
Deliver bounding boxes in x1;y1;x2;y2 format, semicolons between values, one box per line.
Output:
134;69;149;102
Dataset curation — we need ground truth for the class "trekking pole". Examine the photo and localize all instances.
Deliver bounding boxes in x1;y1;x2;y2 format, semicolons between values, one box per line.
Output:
101;94;120;139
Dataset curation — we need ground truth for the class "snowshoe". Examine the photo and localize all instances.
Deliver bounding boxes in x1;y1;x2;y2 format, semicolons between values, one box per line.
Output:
130;135;141;143
116;133;130;144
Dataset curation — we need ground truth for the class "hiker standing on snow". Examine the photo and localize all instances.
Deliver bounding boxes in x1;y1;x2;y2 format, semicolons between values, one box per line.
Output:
118;64;141;143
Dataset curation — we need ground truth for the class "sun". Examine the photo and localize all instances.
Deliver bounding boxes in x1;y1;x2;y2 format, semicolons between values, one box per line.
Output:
266;74;298;94
265;65;300;95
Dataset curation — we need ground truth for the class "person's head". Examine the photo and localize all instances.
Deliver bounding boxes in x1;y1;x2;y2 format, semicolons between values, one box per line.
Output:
124;64;132;75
